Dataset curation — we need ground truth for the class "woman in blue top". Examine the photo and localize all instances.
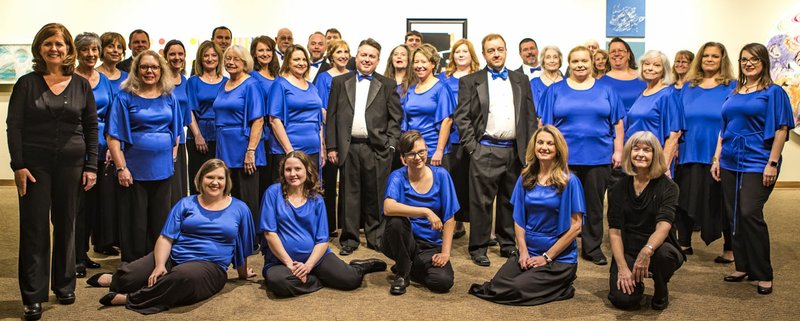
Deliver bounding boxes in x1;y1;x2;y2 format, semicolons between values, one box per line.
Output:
625;50;684;175
249;35;279;193
261;151;386;297
164;40;192;204
107;50;181;263
712;43;795;295
599;37;647;112
96;32;127;96
539;46;625;266
671;50;694;91
530;46;564;118
384;44;411;97
268;44;325;184
674;42;737;263
315;39;351;237
438;38;480;239
187;41;226;194
86;159;256;314
74;32;113;276
382;131;460;295
401;44;455;167
470;125;584;306
212;45;266;231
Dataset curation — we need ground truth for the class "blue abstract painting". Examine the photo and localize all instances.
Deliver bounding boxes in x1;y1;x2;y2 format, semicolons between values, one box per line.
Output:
606;0;646;38
0;44;33;84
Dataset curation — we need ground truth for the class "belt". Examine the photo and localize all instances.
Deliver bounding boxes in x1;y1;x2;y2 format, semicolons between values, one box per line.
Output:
479;136;514;148
351;137;370;144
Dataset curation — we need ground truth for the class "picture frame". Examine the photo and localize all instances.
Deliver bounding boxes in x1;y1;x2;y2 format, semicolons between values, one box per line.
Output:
0;44;33;84
606;0;646;38
406;18;468;68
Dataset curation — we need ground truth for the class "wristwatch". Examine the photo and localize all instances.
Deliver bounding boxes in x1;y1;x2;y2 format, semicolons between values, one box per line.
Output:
769;160;778;167
542;252;553;263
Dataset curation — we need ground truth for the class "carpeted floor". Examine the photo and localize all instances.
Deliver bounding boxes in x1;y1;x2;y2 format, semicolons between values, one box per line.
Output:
0;186;797;320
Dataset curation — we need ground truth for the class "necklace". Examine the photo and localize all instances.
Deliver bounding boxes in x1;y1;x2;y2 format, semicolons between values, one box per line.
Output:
542;71;561;85
743;83;758;93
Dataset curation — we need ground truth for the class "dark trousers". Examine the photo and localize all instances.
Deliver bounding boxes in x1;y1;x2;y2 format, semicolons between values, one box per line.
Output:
381;216;455;292
468;145;520;257
186;140;216;195
608;242;683;309
720;169;775;281
448;144;470;222
265;253;364;297
675;163;731;249
338;143;390;249
230;168;261;235
570;165;610;259
77;159;117;261
18;165;82;304
322;160;339;234
111;252;227;315
170;144;189;205
258;141;273;205
117;179;171;263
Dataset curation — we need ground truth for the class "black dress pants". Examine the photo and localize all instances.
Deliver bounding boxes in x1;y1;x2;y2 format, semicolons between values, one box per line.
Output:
322;160;339;234
110;252;227;315
608;242;683;309
186;140;216;195
447;143;470;222
675;163;731;250
381;216;454;293
468;145;520;257
77;159;117;262
231;168;261;236
265;253;364;297
570;165;610;260
117;179;171;263
170;144;189;205
338;143;390;249
720;169;775;281
18;165;82;304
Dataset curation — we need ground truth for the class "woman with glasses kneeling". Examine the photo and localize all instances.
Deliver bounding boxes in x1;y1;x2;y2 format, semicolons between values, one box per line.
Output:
470;125;584;306
382;130;459;296
607;131;685;310
261;151;386;297
86;159;256;314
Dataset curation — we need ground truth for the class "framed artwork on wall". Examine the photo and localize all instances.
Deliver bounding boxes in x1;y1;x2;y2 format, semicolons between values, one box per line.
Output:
606;0;646;38
406;18;468;68
0;44;33;84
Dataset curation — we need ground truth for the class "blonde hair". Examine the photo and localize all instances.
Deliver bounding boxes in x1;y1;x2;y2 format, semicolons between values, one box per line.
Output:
325;39;350;66
593;49;610;78
405;43;440;87
670;50;694;84
566;46;594;77
521;125;570;192
194;40;223;77
622;131;667;179
120;50;174;96
686;42;734;88
444;38;480;77
224;45;254;73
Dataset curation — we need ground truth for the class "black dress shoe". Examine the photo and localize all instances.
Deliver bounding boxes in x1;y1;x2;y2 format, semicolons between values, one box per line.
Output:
83;259;101;269
56;292;75;305
487;238;498;246
99;292;118;306
651;296;669;310
471;255;491;267
94;245;119;256
389;276;409;295
339;246;356;256
500;248;519;258
23;303;42;320
714;256;734;264
86;273;107;287
582;253;608;265
453;223;466;239
757;284;773;295
723;273;748;282
76;264;87;278
350;259;387;274
681;247;693;255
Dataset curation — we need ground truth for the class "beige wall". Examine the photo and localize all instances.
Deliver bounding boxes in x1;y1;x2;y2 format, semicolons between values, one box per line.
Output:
1;0;798;180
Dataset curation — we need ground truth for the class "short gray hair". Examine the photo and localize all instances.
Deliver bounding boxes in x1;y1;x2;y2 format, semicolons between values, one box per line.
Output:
638;50;672;84
74;32;100;51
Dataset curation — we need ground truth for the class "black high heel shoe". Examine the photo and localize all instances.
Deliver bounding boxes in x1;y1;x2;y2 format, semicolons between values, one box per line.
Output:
757;282;773;295
723;273;748;282
99;292;118;306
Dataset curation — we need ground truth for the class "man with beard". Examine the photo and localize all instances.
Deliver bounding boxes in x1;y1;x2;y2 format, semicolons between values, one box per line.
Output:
307;32;328;82
515;38;541;80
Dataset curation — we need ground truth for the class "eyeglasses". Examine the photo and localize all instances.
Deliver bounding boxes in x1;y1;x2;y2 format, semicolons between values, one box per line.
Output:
224;56;242;63
739;57;761;65
403;150;427;160
138;64;160;71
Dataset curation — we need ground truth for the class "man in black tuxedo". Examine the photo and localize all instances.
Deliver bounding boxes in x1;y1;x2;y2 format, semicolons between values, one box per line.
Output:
326;38;402;256
308;31;329;83
454;33;537;267
117;29;150;73
514;38;541;80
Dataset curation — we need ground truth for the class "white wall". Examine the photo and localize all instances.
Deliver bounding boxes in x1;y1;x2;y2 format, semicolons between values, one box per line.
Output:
2;0;799;180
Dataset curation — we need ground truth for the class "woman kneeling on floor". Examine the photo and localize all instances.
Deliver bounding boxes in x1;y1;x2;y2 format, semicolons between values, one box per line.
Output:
261;151;386;297
607;131;685;310
87;159;256;314
470;125;585;306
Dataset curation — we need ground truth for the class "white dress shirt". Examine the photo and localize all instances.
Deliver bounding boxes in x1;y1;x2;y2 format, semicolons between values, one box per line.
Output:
521;64;542;80
351;73;371;138
484;70;516;140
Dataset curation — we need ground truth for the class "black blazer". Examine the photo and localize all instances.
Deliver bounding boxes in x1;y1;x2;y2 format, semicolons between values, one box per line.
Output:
325;72;402;165
453;68;537;164
117;57;133;73
312;60;332;84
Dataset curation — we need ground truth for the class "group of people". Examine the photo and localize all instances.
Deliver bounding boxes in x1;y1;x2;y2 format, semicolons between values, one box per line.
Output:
6;21;795;321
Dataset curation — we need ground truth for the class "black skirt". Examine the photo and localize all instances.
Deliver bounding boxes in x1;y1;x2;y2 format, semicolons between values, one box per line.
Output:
469;257;577;306
674;163;723;245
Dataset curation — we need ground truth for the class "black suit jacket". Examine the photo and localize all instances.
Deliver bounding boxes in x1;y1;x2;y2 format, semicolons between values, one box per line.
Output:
312;60;332;84
117;57;133;73
326;72;402;165
453;68;537;164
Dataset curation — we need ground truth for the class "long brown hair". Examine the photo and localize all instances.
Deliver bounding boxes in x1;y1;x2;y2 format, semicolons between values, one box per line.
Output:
735;43;773;93
686;42;734;88
279;151;323;200
521;125;570;192
31;23;76;75
250;36;280;77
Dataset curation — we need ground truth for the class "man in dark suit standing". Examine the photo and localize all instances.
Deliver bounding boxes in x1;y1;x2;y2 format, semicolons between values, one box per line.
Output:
326;38;402;256
308;31;329;83
514;38;541;80
117;29;150;73
454;33;537;267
